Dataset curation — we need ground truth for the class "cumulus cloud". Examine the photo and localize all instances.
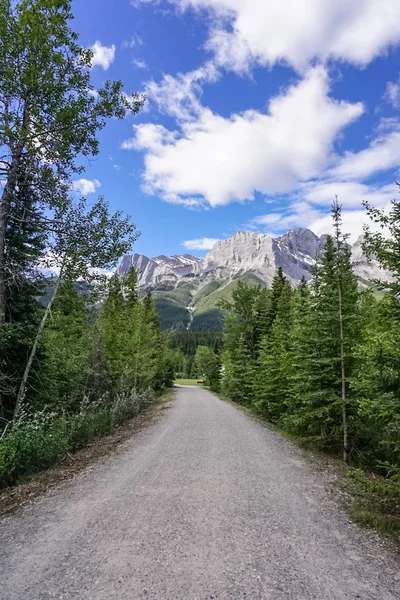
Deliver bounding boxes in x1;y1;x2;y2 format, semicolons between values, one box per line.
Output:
71;178;101;195
182;237;221;250
123;66;363;207
144;62;219;121
331;129;400;181
90;41;116;70
300;181;397;209
308;208;384;244
137;0;400;73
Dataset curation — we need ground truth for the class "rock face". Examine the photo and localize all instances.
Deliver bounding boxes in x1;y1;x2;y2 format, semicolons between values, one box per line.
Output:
116;228;391;290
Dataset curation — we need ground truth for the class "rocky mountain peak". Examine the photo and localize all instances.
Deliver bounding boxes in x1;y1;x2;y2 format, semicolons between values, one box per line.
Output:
116;227;392;291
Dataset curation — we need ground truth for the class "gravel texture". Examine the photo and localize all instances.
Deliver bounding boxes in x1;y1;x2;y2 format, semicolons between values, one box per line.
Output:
0;386;399;599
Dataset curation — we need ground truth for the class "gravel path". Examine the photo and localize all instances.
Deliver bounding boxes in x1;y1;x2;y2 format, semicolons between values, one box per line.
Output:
1;387;398;599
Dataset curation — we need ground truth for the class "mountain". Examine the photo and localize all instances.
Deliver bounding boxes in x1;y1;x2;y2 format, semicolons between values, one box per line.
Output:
116;228;391;331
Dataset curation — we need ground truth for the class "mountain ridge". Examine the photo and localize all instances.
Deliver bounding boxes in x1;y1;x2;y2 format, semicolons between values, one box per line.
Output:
116;228;391;331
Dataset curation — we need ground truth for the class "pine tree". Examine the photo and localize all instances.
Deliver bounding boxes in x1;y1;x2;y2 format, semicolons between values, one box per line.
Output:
124;268;138;307
224;334;255;404
39;282;91;411
287;206;359;458
255;280;293;420
0;161;45;417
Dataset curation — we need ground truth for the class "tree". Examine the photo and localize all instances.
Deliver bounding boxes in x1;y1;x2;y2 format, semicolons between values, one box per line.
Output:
0;158;45;416
124;268;139;307
287;207;359;460
363;182;400;300
333;198;352;462
194;345;220;391
222;334;255;404
13;197;139;420
255;279;293;420
0;0;144;326
38;282;91;411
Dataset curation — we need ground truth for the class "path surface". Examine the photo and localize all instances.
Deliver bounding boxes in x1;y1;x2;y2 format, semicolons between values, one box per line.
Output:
1;387;398;599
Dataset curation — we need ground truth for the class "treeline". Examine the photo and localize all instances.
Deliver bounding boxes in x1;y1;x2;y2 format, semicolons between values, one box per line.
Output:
168;332;222;380
204;200;400;485
0;0;171;486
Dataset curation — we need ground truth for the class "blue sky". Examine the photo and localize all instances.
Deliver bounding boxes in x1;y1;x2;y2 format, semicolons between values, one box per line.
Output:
71;0;400;258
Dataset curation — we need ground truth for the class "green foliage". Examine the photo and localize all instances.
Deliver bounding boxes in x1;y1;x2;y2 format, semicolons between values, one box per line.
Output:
100;270;173;394
255;279;293;420
38;282;91;410
0;386;157;487
345;469;400;538
0;418;69;486
194;345;220;391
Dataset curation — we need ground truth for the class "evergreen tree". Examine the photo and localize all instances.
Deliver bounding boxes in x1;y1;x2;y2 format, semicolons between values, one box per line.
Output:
287;210;359;458
194;345;220;391
255;280;293;420
223;333;255;404
38;282;91;411
0;162;45;417
124;268;139;307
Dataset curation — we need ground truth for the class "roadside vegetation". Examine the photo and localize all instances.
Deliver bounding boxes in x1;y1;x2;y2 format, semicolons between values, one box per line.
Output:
0;0;173;488
173;198;400;538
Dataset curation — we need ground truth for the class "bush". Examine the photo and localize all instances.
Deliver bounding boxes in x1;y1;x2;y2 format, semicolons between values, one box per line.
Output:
0;420;69;486
0;388;155;488
68;411;112;450
111;388;153;426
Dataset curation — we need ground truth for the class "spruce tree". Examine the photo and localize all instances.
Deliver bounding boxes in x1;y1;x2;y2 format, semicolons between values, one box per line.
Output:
255;280;293;420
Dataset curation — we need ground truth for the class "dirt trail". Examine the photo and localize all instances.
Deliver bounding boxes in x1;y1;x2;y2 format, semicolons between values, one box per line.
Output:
0;387;398;599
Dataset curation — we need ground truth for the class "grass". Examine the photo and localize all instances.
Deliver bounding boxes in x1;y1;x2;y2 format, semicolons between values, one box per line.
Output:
174;379;204;386
344;468;400;539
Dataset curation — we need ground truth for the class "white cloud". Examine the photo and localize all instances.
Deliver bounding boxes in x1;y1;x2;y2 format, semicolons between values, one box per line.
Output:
249;201;324;233
141;0;400;73
132;58;148;69
143;61;219;121
182;237;221;250
308;208;383;244
87;88;100;99
300;181;398;209
331;129;400;181
384;74;400;108
71;178;101;195
124;66;363;207
90;41;116;70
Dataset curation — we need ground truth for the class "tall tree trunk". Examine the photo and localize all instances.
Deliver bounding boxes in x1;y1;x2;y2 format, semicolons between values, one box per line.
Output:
0;153;21;326
13;259;65;422
0;97;30;327
338;283;348;463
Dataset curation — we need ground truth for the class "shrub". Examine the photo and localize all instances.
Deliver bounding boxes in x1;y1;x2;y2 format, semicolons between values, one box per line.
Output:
0;420;69;486
0;388;156;488
111;388;153;426
68;411;112;450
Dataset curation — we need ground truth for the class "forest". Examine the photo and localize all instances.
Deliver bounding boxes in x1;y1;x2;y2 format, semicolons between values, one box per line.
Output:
182;199;400;533
0;0;173;486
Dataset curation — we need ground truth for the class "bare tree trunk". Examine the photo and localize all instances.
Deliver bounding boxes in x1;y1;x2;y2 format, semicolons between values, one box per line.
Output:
13;260;65;422
338;283;348;463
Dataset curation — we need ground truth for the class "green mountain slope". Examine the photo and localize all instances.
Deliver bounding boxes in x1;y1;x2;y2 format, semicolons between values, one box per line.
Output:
153;271;266;332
